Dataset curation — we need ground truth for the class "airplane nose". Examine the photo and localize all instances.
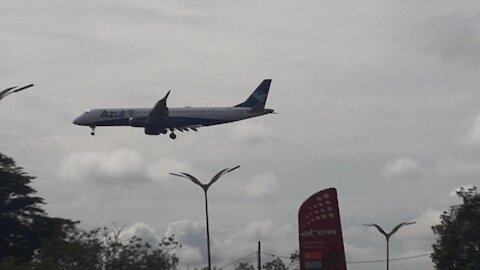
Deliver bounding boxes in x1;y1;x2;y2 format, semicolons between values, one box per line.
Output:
73;116;83;125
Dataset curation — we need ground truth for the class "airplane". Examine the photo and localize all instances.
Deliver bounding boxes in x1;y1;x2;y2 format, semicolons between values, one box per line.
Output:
73;79;274;139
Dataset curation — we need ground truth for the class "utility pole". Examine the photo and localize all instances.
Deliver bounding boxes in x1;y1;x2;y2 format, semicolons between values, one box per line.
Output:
258;241;261;270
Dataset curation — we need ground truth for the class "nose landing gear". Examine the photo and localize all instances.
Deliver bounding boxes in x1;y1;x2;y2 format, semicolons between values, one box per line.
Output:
90;126;96;136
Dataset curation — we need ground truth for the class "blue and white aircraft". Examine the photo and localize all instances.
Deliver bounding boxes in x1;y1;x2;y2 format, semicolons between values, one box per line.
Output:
73;79;274;139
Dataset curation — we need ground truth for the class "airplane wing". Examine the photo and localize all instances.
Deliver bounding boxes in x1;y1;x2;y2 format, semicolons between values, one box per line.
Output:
148;91;170;120
143;91;205;135
144;91;171;135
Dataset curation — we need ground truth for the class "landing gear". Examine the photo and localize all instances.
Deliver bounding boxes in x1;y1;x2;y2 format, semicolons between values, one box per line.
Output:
90;126;96;136
169;132;177;140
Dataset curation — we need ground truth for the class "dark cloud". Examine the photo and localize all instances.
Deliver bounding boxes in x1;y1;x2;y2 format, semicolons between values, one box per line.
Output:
416;11;480;67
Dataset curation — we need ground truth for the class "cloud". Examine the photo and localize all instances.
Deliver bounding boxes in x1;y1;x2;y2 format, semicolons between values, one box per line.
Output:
164;220;206;265
58;149;192;186
221;220;296;263
230;122;273;144
120;222;161;246
147;158;192;182
57;149;148;186
164;219;206;247
163;219;296;268
436;158;480;177
416;11;480;67
244;172;278;197
467;114;480;144
382;157;425;180
176;246;203;267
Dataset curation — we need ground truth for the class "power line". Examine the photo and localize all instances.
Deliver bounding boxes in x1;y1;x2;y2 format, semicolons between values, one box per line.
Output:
215;251;431;269
347;253;431;264
261;251;291;260
261;251;431;265
219;251;256;269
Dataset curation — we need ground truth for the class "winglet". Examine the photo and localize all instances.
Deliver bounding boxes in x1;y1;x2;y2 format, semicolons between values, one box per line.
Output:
162;90;171;101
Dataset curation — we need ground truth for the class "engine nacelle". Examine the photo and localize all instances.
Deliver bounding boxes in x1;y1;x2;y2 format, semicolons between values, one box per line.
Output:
128;117;146;127
144;127;167;135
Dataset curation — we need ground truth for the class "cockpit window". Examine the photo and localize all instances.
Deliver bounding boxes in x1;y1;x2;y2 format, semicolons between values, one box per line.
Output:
85;110;91;113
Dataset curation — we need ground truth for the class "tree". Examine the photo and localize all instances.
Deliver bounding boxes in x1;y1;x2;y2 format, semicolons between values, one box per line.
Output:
0;152;75;263
431;186;480;270
0;152;181;269
235;262;255;270
262;257;287;270
31;227;181;270
289;251;299;270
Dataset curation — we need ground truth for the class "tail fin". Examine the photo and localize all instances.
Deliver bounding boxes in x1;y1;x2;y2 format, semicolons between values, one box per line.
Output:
234;79;271;108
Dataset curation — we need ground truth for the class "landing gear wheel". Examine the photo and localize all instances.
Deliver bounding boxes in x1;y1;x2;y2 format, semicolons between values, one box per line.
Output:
169;132;177;140
90;126;96;136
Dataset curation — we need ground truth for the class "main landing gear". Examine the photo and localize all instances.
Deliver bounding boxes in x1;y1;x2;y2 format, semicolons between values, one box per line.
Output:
90;126;96;136
169;132;177;140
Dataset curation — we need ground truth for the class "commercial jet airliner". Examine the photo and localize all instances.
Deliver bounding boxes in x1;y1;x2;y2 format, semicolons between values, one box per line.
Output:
73;79;274;139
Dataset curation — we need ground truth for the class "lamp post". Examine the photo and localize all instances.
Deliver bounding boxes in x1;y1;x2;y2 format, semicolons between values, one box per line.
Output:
0;84;34;101
170;165;240;270
363;221;415;270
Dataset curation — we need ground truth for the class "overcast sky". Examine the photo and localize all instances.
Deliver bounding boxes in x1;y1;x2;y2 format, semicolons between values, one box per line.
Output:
2;1;480;269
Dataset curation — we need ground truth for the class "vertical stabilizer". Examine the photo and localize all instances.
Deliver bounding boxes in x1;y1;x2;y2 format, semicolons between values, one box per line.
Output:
234;79;271;108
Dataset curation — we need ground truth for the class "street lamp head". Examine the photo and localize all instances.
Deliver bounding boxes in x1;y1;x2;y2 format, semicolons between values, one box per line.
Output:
12;84;34;93
363;223;388;238
0;84;34;100
389;221;416;237
227;165;240;172
170;172;204;188
170;166;240;191
206;165;240;188
364;221;416;239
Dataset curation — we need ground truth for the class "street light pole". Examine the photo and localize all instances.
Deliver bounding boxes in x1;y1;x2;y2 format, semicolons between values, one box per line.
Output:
363;221;415;270
203;187;211;269
0;84;34;101
170;165;240;270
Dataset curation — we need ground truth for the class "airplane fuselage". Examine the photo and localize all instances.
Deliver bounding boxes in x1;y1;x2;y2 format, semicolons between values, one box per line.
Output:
73;106;273;128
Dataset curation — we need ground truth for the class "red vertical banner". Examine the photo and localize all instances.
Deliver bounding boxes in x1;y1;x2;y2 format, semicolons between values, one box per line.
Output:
298;188;347;270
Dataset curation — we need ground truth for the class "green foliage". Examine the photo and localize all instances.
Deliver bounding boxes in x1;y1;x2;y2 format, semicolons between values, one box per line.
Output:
288;251;299;270
31;227;180;270
0;152;181;269
262;257;288;270
431;186;480;270
235;262;255;270
0;152;75;263
234;252;299;270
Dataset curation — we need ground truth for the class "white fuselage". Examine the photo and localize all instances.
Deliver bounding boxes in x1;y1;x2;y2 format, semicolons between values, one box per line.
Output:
73;106;273;128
